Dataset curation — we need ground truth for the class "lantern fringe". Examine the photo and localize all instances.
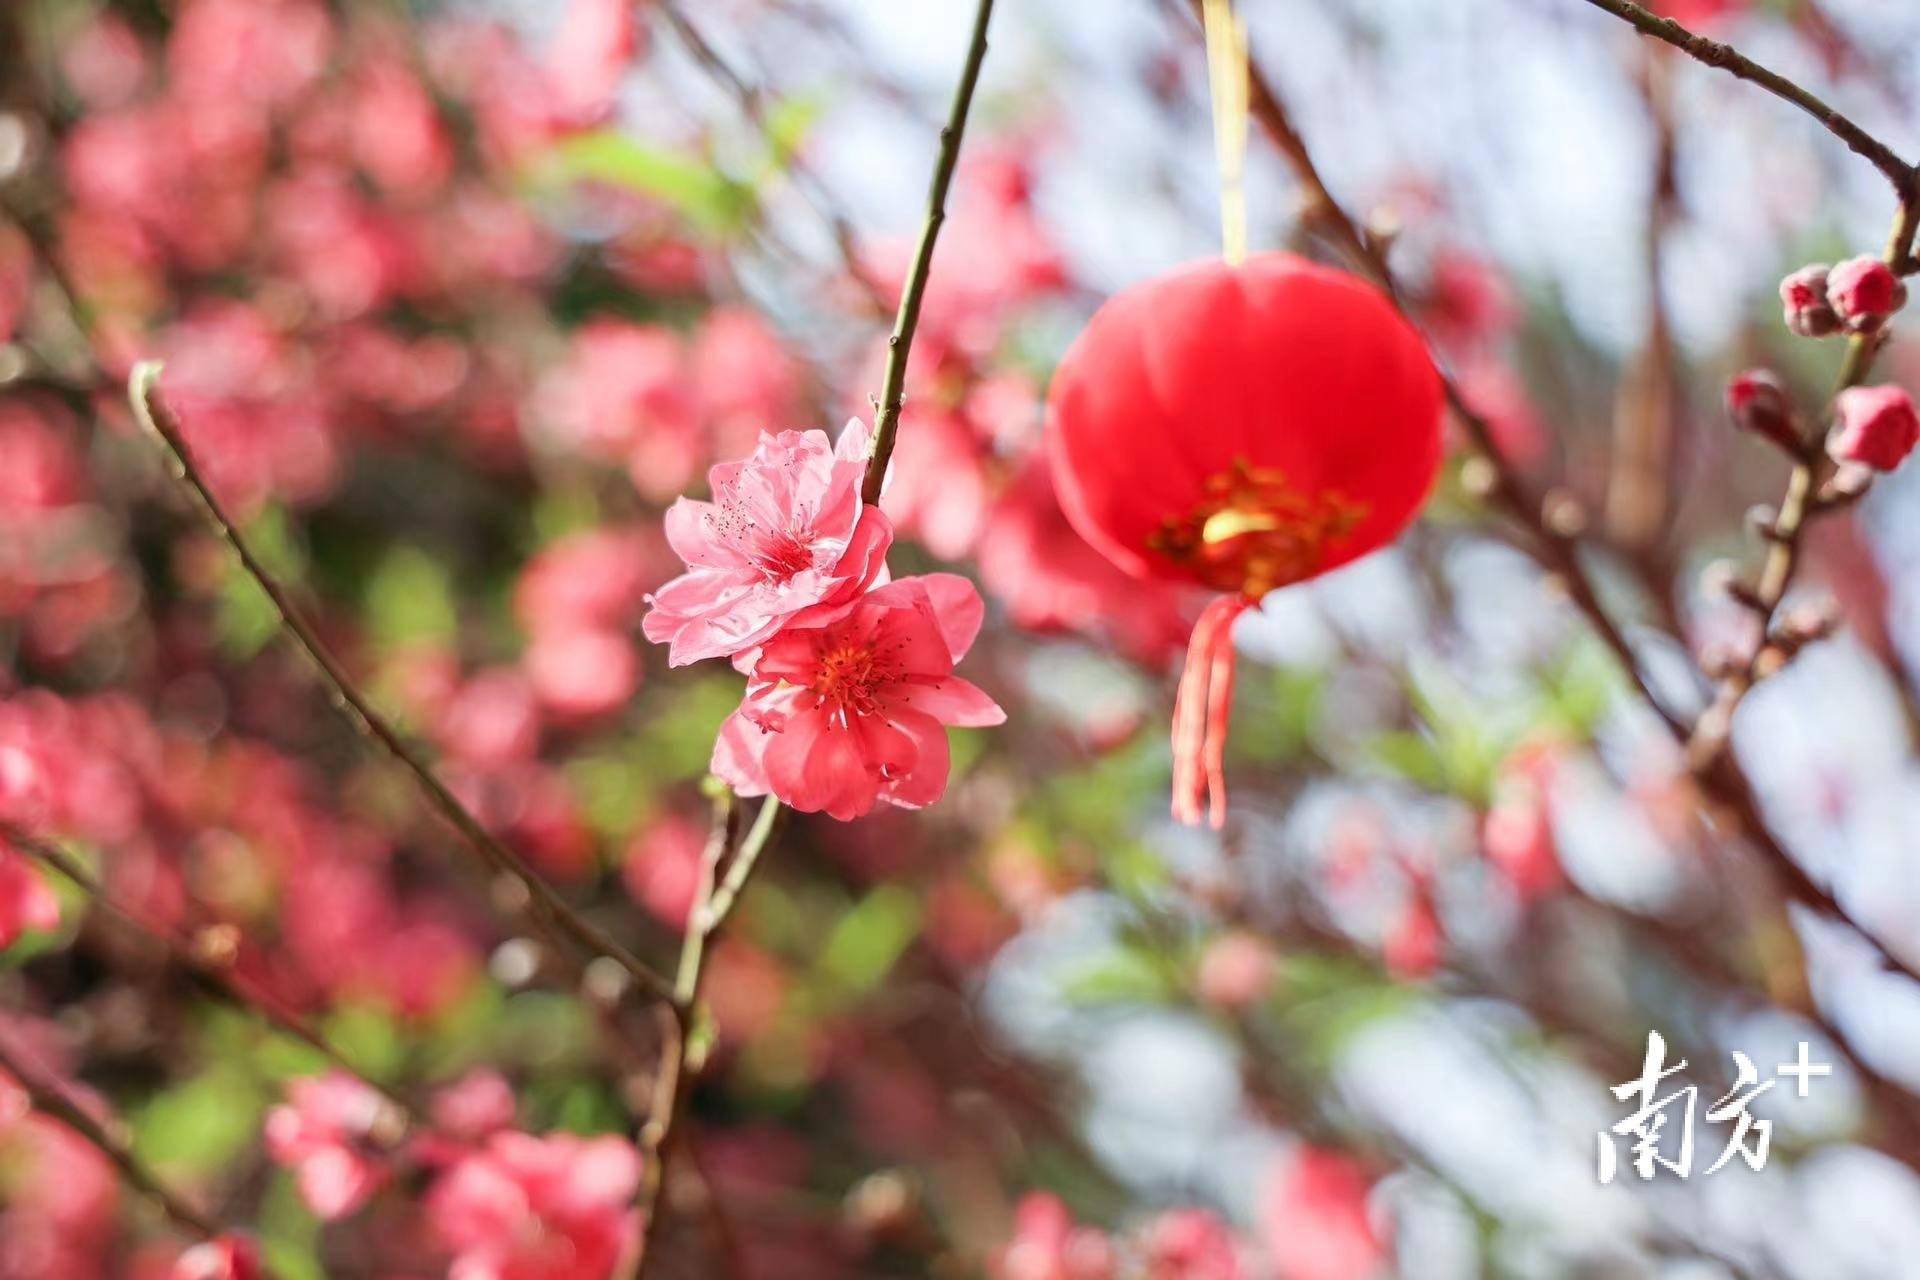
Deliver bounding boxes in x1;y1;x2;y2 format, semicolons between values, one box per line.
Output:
1172;594;1251;829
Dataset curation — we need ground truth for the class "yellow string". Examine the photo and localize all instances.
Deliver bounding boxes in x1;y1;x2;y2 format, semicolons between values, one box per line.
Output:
1202;0;1250;267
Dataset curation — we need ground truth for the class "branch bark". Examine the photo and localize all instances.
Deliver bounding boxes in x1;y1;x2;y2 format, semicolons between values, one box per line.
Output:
0;1034;224;1242
1575;0;1915;192
862;0;999;505
128;364;676;1009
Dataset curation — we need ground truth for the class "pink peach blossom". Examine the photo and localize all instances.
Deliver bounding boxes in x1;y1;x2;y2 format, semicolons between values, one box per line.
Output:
1139;1208;1243;1280
172;1236;262;1280
712;575;1003;821
644;422;893;667
993;1192;1115;1280
1260;1149;1386;1280
264;1072;394;1221
426;1131;641;1280
0;840;59;950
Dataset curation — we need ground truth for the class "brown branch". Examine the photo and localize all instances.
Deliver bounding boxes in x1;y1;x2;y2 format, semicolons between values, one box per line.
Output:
0;1033;223;1241
629;797;782;1279
861;0;999;505
5;826;413;1117
1576;0;1915;192
127;364;676;1009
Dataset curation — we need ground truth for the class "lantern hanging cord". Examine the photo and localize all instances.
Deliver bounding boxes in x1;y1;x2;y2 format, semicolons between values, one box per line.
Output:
1203;0;1250;266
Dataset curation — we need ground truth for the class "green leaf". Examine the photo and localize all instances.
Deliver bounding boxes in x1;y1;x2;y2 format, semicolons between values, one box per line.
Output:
758;93;824;177
214;506;303;659
820;886;921;995
132;1068;265;1177
1368;730;1453;792
321;1003;406;1083
363;544;458;648
537;131;755;233
1061;950;1174;1007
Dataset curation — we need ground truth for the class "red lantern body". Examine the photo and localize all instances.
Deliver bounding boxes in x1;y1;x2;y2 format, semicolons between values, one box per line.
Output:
1045;253;1444;826
1047;252;1443;600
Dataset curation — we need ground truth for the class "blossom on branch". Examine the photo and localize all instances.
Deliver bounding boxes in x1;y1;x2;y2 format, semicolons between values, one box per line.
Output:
712;575;1005;821
643;422;892;667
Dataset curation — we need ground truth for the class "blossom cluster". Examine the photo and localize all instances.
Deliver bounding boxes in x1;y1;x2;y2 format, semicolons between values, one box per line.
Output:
645;421;1005;819
1734;254;1920;474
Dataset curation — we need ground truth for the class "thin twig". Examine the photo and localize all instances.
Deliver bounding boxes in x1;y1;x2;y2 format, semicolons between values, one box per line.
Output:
648;0;892;316
629;796;736;1280
127;364;677;1008
1575;0;1915;192
1691;194;1920;767
5;826;413;1116
0;1034;222;1240
699;797;782;934
861;0;999;505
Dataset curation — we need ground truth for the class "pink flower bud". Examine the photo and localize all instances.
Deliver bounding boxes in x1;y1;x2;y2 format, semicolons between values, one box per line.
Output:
1724;369;1798;452
1829;385;1920;471
1827;254;1908;332
1827;253;1904;333
1779;264;1841;337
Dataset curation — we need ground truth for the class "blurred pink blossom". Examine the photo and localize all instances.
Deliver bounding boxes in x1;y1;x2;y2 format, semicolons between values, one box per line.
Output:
427;1131;641;1280
264;1072;393;1221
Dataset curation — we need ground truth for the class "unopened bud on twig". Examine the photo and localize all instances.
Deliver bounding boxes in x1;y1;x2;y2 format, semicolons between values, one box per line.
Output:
1541;488;1587;537
1744;504;1784;541
1773;601;1841;653
1780;264;1842;338
1702;559;1764;612
1724;369;1800;454
1827;254;1908;333
1828;384;1920;472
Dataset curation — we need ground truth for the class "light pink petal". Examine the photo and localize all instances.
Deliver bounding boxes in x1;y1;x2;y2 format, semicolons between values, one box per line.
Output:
711;711;773;796
834;417;873;464
662;499;744;569
898;675;1004;728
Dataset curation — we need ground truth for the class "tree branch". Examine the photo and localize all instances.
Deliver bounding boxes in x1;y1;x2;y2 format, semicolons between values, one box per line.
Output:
861;0;999;506
127;364;676;1009
5;826;413;1117
0;1033;223;1241
1575;0;1915;192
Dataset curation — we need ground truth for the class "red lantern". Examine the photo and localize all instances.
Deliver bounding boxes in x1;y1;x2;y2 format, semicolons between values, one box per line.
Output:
1046;252;1444;827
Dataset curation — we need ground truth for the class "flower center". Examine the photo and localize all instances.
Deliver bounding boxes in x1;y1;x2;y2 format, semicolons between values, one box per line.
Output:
1146;460;1367;597
814;644;881;717
754;528;815;584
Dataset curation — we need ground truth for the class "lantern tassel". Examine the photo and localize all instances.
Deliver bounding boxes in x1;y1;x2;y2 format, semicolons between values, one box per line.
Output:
1172;594;1250;828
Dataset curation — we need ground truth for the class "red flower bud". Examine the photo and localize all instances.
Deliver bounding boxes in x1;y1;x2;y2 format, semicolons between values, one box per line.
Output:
1779;264;1840;337
1827;254;1907;332
1724;369;1798;452
1829;384;1920;472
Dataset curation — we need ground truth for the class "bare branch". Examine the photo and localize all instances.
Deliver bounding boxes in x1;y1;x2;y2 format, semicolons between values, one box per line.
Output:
1576;0;1914;191
127;364;677;1009
861;0;999;506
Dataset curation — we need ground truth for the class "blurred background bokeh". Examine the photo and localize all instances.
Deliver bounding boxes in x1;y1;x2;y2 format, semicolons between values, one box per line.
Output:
4;0;1920;1276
